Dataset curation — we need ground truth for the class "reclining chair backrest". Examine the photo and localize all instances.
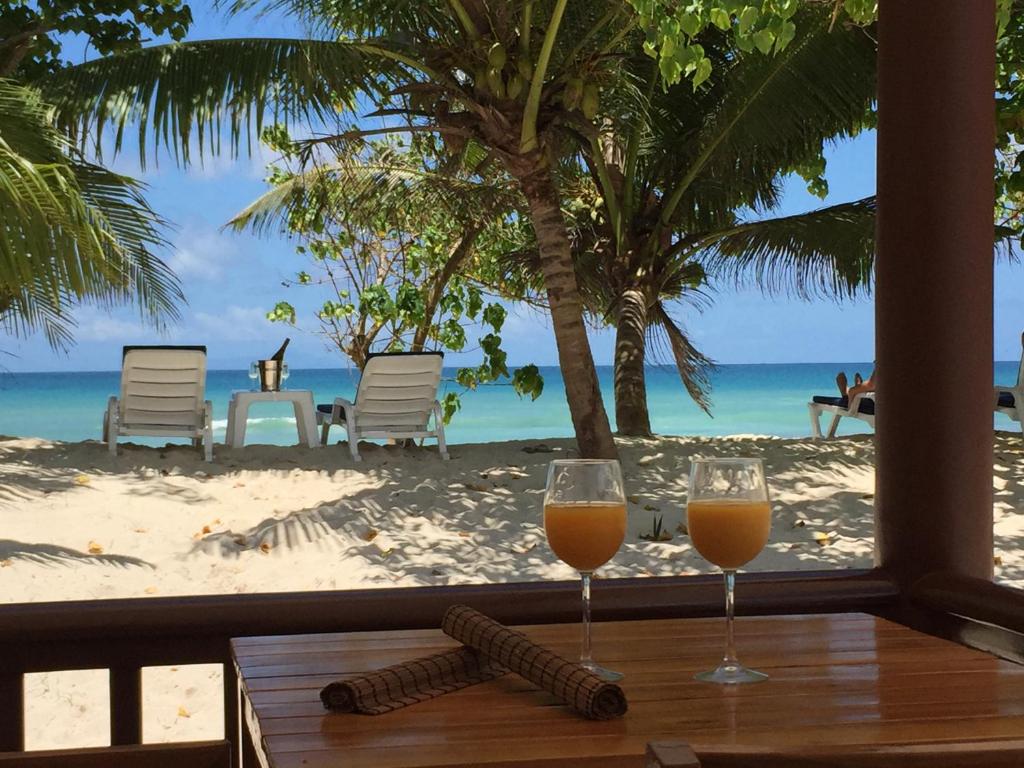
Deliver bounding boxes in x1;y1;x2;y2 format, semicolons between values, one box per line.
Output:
119;346;208;429
354;352;443;429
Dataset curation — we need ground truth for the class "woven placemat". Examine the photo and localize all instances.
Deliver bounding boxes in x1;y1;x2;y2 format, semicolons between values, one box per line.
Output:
320;646;506;714
442;604;628;720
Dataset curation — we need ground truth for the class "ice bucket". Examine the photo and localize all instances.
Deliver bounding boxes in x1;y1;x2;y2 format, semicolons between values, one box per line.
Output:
258;359;282;391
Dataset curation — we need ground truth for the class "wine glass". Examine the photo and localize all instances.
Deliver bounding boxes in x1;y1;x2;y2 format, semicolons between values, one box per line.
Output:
248;362;259;391
281;363;290;389
544;459;627;681
688;457;771;684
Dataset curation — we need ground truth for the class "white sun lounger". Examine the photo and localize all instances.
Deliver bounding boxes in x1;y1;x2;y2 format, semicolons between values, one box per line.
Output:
994;332;1023;432
103;345;214;461
808;391;876;439
316;351;449;461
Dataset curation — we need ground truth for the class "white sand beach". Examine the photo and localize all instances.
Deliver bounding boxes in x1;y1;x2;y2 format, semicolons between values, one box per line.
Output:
2;432;1022;748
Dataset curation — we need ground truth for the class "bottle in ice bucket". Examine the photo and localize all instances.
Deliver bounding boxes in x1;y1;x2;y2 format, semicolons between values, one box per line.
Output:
259;338;290;391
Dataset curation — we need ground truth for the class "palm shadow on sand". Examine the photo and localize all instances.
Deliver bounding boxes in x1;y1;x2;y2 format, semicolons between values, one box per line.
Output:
0;539;153;568
184;434;887;586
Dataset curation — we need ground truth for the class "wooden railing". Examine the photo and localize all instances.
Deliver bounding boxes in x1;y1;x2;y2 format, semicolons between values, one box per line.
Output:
0;741;230;768
908;572;1024;664
0;569;900;765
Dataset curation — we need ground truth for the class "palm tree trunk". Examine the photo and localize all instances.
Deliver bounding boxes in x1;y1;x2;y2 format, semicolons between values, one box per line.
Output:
513;158;617;459
614;288;652;436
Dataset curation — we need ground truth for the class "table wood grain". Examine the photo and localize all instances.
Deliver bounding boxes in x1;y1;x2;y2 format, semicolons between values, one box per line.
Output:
231;613;1024;768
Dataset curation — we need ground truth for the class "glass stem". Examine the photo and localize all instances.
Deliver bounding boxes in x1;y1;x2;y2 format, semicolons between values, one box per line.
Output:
580;571;593;666
722;569;739;669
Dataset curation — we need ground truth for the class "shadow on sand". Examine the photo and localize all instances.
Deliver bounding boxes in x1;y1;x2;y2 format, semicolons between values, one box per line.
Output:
0;539;153;569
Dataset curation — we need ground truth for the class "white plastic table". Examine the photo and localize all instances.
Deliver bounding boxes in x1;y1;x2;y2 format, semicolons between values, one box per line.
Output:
225;389;320;449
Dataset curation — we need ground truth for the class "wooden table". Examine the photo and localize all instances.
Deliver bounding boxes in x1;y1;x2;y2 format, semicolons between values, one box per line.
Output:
232;613;1024;767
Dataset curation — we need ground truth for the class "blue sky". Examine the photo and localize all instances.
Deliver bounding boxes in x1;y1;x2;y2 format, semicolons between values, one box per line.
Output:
3;5;1022;372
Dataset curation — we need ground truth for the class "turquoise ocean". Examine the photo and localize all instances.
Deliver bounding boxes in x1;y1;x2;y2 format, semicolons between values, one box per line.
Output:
0;363;1019;446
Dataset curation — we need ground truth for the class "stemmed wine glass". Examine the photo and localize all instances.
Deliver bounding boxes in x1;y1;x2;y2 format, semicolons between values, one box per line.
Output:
688;457;772;684
544;459;627;681
248;362;259;391
281;363;290;389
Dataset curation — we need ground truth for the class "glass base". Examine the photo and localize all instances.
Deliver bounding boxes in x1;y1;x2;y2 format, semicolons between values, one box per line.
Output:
581;661;623;682
694;661;768;685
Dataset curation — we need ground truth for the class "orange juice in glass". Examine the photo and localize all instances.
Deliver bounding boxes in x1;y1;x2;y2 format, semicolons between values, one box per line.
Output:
688;458;771;684
544;460;626;681
687;500;771;570
544;501;626;572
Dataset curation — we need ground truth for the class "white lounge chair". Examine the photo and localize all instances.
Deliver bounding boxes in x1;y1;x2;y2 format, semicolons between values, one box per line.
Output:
316;351;449;461
808;391;875;439
994;332;1023;432
103;345;214;461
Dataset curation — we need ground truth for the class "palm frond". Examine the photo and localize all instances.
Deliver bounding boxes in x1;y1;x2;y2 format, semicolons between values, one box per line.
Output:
0;79;180;349
226;0;454;40
649;301;714;414
652;8;876;233
696;197;876;300
39;38;398;168
227;144;523;237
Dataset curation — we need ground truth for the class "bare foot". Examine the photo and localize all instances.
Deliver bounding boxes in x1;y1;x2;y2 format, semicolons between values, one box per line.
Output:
836;372;848;397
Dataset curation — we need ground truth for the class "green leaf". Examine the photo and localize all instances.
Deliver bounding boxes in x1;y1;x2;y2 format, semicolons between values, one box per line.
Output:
482;302;506;332
753;29;775;55
709;8;732;30
440;291;464;320
359;284;396;322
738;6;760;34
466;286;484;319
394;282;426;324
774;20;797;52
267;301;297;324
512;365;544;400
692;56;713;88
659;55;684;84
679;12;703;38
440;392;461;423
455;367;478;389
439;319;467;350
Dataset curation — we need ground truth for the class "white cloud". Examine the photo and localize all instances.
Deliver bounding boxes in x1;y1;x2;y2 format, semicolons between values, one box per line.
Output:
193;305;275;342
183;144;274;182
503;305;550;334
72;308;149;342
91;134;273;183
167;227;240;281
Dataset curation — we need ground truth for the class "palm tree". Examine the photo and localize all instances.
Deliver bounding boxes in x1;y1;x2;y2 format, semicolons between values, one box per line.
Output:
41;1;652;457
0;78;181;349
577;10;878;435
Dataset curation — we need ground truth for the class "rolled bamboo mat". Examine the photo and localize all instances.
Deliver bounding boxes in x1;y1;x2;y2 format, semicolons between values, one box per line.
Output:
442;604;628;720
320;646;505;714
